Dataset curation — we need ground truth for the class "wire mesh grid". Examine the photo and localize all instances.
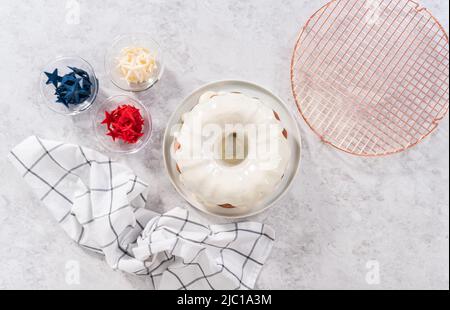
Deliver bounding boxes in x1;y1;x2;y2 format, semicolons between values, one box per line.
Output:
291;0;449;156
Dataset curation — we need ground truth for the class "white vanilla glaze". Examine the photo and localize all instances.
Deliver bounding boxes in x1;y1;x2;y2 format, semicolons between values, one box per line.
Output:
172;91;291;210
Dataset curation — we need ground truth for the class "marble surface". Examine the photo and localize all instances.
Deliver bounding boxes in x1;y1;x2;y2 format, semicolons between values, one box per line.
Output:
0;0;448;290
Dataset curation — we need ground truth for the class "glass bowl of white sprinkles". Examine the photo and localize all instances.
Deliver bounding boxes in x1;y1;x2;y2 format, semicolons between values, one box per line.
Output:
105;33;164;92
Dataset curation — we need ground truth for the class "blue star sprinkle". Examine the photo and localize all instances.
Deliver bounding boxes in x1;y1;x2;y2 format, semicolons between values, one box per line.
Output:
44;66;93;107
68;66;89;78
44;69;62;87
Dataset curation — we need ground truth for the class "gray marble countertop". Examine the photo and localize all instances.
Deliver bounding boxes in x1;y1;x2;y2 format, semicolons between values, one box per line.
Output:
0;0;448;290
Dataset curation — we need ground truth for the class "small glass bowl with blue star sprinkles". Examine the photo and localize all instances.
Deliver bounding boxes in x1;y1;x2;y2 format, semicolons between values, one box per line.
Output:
40;56;99;115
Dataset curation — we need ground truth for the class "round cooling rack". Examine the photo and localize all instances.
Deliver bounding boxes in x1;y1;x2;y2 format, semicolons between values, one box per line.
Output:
291;0;449;156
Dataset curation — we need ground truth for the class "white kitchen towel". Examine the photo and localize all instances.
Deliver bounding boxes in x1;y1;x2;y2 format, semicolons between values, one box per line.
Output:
8;136;275;290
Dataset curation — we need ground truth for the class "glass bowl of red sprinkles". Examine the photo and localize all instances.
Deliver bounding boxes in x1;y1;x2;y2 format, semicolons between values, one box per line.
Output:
93;94;152;154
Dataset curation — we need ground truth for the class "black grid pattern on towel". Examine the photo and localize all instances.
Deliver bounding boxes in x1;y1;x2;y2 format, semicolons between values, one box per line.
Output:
10;137;146;265
10;136;273;290
136;214;274;290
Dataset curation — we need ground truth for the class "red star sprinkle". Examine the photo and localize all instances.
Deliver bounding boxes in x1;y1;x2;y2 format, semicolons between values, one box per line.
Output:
101;104;144;144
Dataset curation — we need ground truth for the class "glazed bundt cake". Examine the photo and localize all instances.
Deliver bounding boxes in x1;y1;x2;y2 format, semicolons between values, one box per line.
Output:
172;91;291;210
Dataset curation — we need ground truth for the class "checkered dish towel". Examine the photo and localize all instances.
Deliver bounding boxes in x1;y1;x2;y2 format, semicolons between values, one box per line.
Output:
8;136;275;290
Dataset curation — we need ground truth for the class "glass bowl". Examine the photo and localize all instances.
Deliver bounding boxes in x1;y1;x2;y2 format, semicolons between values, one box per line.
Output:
105;33;164;92
40;56;99;115
93;95;152;154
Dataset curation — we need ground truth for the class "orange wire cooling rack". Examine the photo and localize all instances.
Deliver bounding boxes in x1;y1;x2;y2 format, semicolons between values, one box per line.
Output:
291;0;449;156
